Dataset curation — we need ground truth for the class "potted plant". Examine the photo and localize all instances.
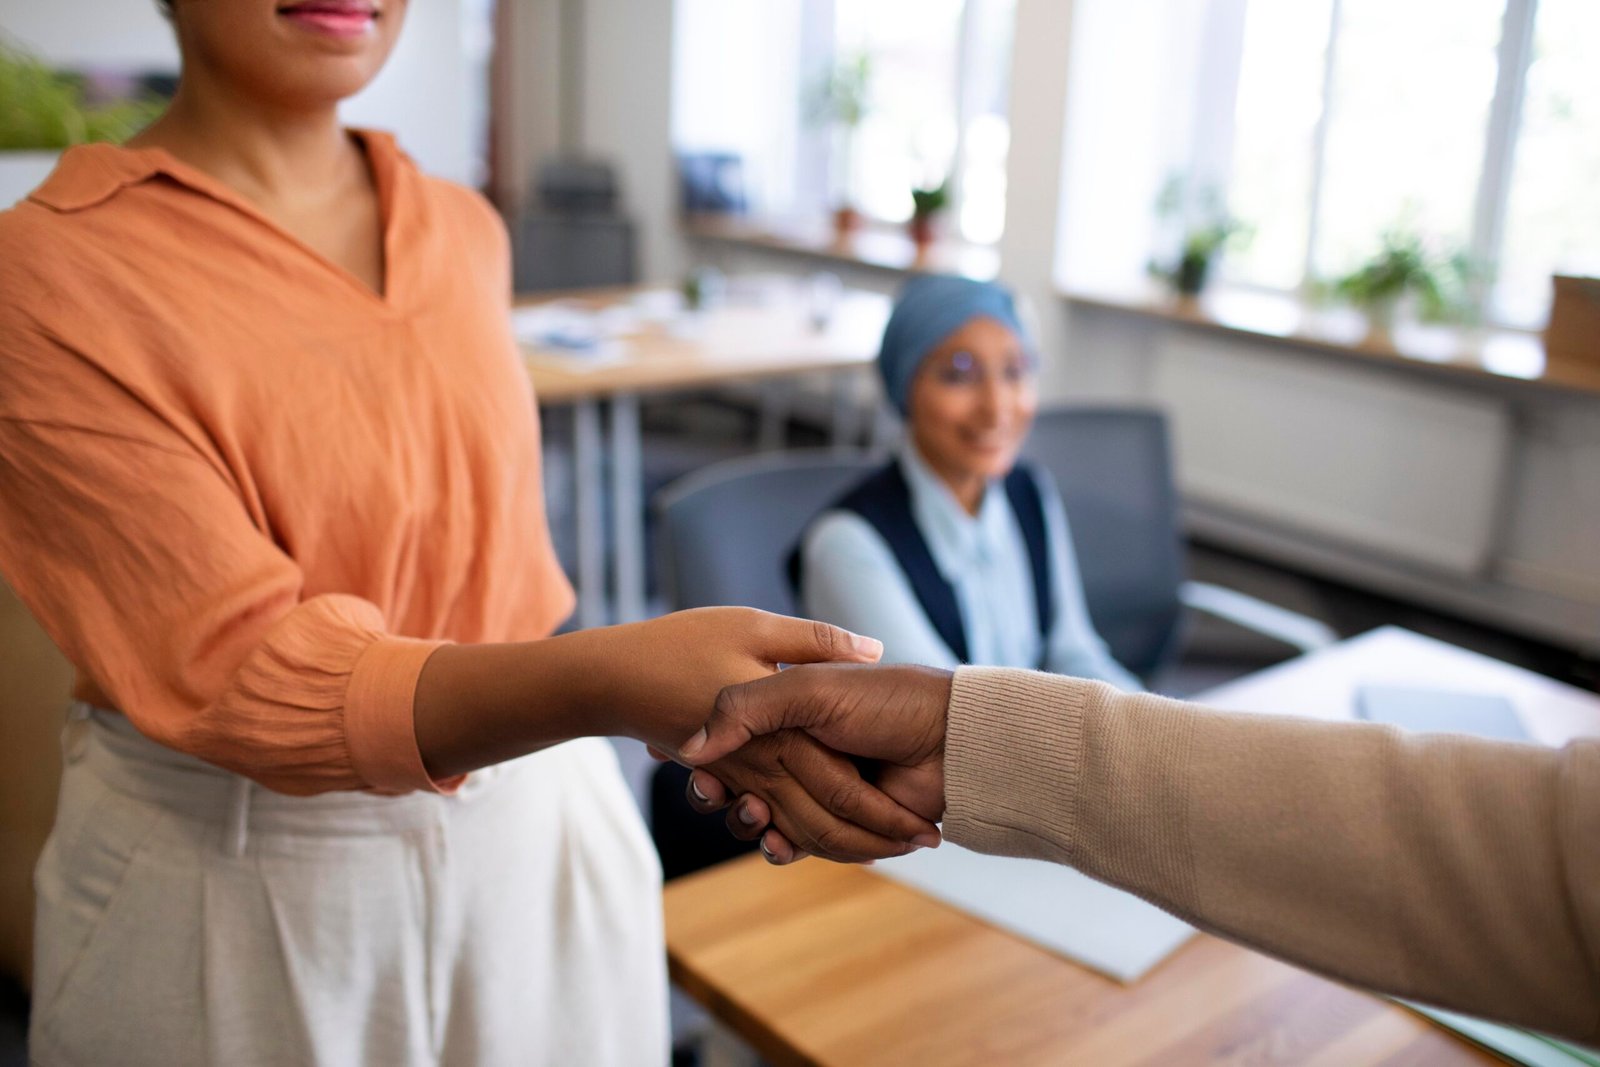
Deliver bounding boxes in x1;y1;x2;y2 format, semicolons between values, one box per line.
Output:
805;53;872;241
908;178;949;253
1147;175;1247;299
1332;229;1475;345
0;41;162;208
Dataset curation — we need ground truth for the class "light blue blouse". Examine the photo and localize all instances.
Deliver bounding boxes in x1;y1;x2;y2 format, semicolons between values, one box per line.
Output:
800;445;1142;689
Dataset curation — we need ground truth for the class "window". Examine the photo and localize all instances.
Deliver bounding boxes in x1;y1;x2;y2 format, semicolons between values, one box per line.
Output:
1494;0;1600;324
672;0;1016;245
831;0;1015;243
1220;0;1600;327
671;0;807;218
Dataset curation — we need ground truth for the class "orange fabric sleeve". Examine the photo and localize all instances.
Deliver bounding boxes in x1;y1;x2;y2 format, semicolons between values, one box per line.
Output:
0;323;455;796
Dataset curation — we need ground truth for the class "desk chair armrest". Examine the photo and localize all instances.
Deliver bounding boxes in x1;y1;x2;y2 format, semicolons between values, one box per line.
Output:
1178;580;1338;655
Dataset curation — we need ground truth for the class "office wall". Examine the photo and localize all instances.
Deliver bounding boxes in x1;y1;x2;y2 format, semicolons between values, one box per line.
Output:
570;0;681;282
3;0;480;185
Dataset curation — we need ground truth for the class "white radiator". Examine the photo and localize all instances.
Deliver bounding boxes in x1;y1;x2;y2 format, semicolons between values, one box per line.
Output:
1151;333;1512;576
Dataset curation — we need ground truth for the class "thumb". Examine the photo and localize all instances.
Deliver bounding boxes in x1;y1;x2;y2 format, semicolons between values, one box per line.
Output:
678;671;816;765
753;614;882;668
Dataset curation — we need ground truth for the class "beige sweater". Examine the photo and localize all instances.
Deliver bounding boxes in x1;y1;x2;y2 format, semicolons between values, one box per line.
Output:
941;668;1600;1045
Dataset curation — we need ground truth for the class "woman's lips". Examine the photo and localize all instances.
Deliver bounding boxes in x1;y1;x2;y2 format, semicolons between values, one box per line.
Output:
277;2;378;39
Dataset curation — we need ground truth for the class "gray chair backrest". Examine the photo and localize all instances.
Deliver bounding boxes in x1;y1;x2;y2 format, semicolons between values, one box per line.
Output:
655;451;885;616
513;215;637;293
1024;407;1187;679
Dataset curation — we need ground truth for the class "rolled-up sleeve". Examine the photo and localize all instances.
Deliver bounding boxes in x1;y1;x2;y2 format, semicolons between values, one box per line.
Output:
0;325;457;797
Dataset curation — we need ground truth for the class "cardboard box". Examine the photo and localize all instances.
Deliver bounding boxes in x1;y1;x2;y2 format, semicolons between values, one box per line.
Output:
1544;274;1600;368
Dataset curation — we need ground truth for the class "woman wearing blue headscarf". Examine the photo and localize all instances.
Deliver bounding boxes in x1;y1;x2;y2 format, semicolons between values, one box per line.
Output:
796;275;1139;687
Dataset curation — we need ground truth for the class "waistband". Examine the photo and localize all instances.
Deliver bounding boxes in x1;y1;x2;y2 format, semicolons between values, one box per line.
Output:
70;704;517;854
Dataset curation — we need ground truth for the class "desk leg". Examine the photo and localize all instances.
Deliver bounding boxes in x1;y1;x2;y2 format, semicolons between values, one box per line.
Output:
757;379;793;451
831;368;864;451
610;392;646;623
573;397;607;629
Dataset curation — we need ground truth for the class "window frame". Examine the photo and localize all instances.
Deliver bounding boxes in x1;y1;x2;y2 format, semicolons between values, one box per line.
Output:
1209;0;1546;328
811;0;1014;246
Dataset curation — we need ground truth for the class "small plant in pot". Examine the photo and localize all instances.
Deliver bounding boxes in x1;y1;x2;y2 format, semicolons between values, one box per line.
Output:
804;52;872;241
1333;229;1476;345
908;178;949;252
1146;175;1248;299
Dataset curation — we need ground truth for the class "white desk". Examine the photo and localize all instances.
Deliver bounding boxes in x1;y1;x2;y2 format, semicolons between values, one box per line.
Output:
1196;625;1600;747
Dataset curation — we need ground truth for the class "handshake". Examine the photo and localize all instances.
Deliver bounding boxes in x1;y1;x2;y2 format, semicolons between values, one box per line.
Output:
620;608;957;867
669;661;955;866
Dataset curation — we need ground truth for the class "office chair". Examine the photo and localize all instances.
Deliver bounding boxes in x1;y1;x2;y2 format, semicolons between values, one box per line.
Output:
649;450;883;878
1024;406;1335;683
513;158;637;293
654;450;885;621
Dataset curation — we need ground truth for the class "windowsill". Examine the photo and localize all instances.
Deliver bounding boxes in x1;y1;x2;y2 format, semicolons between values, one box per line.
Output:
682;213;1001;282
1061;284;1600;398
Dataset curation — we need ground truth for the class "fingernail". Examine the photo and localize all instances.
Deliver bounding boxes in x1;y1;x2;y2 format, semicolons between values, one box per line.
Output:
852;633;883;659
759;839;778;863
737;805;759;827
911;833;942;850
678;729;707;760
688;777;710;803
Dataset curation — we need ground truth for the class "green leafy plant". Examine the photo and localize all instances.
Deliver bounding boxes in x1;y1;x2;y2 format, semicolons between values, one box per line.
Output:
910;179;949;220
1147;174;1250;296
0;40;162;150
804;53;872;130
1331;229;1477;326
806;53;874;229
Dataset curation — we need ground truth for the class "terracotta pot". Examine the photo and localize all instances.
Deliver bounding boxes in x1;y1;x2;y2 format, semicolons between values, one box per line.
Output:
908;213;937;249
832;205;861;241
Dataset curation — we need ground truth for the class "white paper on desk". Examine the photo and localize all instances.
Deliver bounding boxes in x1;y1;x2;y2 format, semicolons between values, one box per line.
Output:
510;306;630;366
876;843;1194;983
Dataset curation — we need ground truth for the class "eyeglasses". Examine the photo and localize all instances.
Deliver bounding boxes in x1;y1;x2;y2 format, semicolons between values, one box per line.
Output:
928;349;1038;388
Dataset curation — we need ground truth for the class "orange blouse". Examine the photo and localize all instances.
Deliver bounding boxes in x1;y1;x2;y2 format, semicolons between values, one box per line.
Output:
0;131;573;795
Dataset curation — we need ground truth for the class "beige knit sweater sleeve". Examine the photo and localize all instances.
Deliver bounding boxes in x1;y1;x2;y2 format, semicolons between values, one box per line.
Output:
940;667;1600;1045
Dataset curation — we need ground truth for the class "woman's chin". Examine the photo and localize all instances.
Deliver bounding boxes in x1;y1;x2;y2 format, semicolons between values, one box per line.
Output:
255;61;385;108
956;446;1019;480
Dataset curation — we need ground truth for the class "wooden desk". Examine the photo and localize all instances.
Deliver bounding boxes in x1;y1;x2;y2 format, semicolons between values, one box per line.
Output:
516;282;888;626
665;627;1600;1065
519;285;888;403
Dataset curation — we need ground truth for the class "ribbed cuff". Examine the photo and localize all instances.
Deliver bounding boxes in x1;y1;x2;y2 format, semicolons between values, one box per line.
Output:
943;666;1094;863
345;637;462;795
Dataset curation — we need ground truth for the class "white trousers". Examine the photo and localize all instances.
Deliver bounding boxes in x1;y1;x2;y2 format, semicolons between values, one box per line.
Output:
30;706;668;1066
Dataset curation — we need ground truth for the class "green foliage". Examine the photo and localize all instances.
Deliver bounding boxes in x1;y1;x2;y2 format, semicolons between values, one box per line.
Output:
0;40;163;150
1148;174;1250;295
1331;229;1478;322
804;53;872;130
910;179;950;219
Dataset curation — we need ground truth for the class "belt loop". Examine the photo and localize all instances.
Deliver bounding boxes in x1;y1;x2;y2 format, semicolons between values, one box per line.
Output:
224;775;252;857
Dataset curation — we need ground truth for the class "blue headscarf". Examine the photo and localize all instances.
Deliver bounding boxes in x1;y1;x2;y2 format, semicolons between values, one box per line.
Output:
877;275;1027;415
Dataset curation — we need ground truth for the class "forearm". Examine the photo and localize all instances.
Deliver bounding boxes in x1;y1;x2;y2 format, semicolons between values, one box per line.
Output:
415;625;708;781
942;668;1600;1044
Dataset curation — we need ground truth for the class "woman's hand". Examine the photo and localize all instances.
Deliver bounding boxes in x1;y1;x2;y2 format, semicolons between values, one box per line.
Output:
583;608;883;747
592;610;943;859
414;608;941;854
675;663;954;864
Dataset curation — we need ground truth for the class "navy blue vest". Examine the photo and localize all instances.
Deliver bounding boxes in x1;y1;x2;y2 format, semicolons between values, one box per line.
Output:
792;460;1055;665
